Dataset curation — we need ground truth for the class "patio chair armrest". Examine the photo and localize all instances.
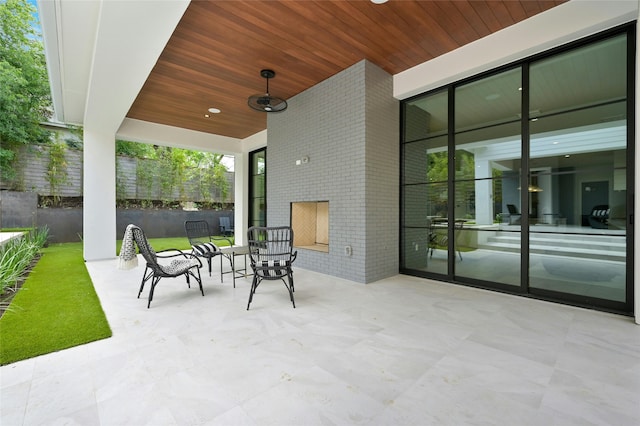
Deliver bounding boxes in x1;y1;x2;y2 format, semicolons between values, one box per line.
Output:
211;236;233;247
291;250;297;263
156;249;203;266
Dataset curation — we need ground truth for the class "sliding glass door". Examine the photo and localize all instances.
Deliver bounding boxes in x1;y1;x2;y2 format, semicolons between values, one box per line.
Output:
400;25;634;314
527;33;629;305
453;67;523;288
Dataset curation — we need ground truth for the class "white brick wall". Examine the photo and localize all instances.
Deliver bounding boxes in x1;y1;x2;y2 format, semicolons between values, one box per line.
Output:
267;60;399;283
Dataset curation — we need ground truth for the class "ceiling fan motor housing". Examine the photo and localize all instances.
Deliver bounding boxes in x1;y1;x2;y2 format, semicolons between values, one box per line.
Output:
248;69;287;112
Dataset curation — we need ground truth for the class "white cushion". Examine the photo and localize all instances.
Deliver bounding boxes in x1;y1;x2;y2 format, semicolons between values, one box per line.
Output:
192;243;219;256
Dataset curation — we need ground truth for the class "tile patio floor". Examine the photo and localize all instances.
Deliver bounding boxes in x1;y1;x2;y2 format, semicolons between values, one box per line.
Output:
1;255;639;425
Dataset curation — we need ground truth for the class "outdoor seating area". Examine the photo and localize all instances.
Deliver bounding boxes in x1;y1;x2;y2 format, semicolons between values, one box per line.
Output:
1;1;638;424
124;225;203;309
1;258;638;425
246;226;297;310
185;220;233;278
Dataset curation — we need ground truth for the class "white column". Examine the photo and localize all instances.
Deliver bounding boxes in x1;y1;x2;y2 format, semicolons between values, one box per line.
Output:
83;128;116;261
233;152;248;246
475;158;494;225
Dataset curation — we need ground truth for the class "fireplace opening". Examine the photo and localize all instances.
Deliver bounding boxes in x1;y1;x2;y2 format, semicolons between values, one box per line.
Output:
291;201;329;252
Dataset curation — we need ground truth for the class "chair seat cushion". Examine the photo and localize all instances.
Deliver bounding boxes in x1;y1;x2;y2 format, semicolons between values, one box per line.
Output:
161;258;199;275
192;243;219;257
256;259;291;277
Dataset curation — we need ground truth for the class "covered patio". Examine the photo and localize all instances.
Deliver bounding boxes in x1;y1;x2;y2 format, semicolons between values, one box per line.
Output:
2;260;639;425
3;1;638;423
33;0;640;322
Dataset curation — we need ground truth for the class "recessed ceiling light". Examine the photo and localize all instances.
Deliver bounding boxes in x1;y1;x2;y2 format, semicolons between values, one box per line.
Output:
371;0;388;4
204;114;210;118
208;107;221;114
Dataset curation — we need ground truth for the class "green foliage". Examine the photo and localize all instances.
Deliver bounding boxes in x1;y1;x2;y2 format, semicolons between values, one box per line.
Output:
46;141;69;205
156;146;180;202
136;157;155;206
0;242;112;365
117;141;229;207
426;151;448;183
0;226;48;295
0;237;38;294
0;0;52;179
190;151;229;203
116;139;155;157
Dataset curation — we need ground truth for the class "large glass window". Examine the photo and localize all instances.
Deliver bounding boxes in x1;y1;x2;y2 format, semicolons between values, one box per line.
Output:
454;67;522;287
402;90;448;275
527;34;628;302
249;148;266;228
400;26;633;314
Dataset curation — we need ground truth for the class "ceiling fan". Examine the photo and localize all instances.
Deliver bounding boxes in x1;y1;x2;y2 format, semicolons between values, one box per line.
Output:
248;69;288;113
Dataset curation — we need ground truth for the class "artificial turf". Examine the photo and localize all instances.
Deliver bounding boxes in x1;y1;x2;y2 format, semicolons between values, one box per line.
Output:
0;236;232;365
0;243;112;365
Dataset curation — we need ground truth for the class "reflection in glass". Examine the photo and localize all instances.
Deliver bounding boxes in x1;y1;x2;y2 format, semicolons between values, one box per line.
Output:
402;228;447;275
403;182;448;227
400;28;630;312
403;136;447;185
451;68;522;286
404;90;448;142
455;67;521;134
249;148;267;227
402;89;449;275
453;175;521;287
527;34;627;302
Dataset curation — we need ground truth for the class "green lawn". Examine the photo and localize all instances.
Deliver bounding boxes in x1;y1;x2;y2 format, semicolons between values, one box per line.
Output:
0;242;112;365
0;236;233;365
115;235;232;254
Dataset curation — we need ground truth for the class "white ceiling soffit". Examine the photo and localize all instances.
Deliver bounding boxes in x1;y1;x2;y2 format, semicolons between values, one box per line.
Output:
37;0;100;125
117;118;241;155
394;0;639;100
39;0;190;133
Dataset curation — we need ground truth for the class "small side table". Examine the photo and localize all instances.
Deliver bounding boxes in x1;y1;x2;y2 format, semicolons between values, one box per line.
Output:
219;246;251;287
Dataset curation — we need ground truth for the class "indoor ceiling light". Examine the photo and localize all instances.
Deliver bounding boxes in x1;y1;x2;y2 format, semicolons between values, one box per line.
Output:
248;69;288;113
518;185;543;192
208;107;221;114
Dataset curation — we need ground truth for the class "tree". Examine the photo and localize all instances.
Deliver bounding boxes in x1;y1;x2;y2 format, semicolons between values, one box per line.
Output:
0;0;51;180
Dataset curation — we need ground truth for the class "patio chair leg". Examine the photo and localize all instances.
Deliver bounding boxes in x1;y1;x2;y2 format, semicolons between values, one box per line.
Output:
247;275;259;310
138;267;153;298
148;276;161;308
193;268;204;296
286;276;295;308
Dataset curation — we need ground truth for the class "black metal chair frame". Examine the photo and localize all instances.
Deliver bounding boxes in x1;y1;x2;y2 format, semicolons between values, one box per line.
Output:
219;216;235;238
429;219;464;261
247;226;297;310
184;220;233;278
130;225;203;308
588;204;610;229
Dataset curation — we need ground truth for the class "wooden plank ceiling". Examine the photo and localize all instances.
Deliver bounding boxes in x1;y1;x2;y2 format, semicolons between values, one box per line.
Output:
127;0;566;140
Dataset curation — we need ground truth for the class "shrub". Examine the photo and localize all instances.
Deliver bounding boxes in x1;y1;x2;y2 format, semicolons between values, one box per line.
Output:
0;226;49;295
